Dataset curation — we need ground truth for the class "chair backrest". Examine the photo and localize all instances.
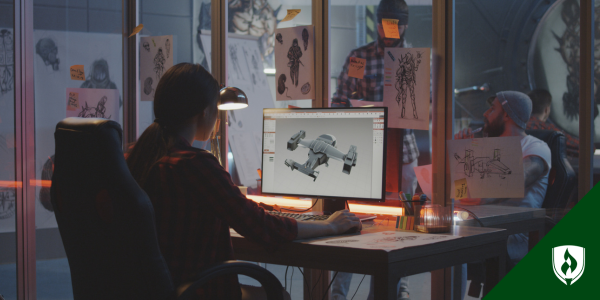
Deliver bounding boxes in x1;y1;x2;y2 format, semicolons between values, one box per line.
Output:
525;130;576;210
51;118;174;300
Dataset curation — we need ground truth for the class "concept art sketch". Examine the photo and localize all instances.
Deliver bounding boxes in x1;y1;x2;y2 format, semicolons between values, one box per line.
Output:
454;149;512;179
277;74;291;99
154;48;166;80
142;42;150;52
301;82;311;95
276;33;283;44
35;37;59;71
143;77;153;95
302;28;309;51
284;130;357;181
0;29;14;95
229;44;244;80
165;39;171;58
395;51;423;119
287;38;303;87
80;59;119;91
78;96;111;119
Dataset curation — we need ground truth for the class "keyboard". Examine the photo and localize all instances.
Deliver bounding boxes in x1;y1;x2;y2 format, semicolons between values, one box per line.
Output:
267;210;331;221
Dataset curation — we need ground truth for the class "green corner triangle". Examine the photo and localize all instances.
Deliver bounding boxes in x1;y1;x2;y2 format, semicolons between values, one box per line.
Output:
485;183;600;298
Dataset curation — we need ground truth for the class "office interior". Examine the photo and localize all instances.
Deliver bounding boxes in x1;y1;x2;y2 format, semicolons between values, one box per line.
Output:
0;0;598;299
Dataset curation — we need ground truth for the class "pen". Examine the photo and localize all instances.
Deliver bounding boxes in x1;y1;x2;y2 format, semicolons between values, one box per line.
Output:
471;127;482;134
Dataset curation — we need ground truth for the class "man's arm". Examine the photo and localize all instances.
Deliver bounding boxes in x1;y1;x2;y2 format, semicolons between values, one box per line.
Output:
523;155;548;188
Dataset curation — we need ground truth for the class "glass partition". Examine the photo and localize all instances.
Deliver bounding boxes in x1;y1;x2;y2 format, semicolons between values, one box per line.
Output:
32;0;124;297
0;0;16;298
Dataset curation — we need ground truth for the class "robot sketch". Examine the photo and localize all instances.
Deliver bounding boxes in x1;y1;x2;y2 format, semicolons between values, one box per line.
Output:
454;149;511;179
154;48;166;80
77;96;111;119
287;38;303;87
395;51;422;119
284;130;357;181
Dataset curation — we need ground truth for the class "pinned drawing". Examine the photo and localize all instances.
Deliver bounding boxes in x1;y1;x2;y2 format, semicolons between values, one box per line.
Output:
383;47;430;130
275;26;314;100
35;37;60;71
0;29;14;95
140;35;173;101
277;74;291;99
447;136;524;199
80;59;119;90
66;88;119;121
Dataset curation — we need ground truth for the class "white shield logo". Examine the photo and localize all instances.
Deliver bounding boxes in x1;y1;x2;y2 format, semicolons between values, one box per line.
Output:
552;245;585;285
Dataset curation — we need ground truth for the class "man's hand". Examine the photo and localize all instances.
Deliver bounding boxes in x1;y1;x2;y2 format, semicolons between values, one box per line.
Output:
454;128;474;140
325;210;362;235
523;155;548;188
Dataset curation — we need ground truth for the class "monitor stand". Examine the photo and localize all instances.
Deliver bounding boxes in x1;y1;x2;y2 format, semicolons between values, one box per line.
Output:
321;198;347;214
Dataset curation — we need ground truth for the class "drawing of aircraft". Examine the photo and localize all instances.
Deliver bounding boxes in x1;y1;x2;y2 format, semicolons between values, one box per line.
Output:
284;130;357;181
454;149;511;179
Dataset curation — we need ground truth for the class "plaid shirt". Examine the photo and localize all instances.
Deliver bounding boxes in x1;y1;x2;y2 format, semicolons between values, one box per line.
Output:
142;138;297;299
526;116;579;154
332;38;419;164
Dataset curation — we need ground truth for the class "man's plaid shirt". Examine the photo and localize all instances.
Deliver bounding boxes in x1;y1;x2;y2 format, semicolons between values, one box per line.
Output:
331;38;420;164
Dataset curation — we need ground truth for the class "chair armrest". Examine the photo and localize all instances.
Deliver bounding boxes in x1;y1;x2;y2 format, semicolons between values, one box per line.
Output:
177;260;284;300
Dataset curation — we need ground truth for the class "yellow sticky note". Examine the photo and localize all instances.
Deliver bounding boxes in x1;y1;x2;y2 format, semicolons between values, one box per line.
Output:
454;178;469;199
348;57;366;79
70;65;85;81
67;92;79;111
382;18;400;39
129;24;144;37
281;9;301;22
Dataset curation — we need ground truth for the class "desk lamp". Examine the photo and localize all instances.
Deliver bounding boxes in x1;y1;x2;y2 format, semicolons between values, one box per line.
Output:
211;86;248;163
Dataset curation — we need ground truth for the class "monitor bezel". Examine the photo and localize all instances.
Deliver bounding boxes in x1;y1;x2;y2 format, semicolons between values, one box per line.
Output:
260;107;388;202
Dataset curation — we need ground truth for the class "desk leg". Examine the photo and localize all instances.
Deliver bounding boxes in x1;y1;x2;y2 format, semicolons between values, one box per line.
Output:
303;268;330;300
482;250;506;297
373;267;398;300
529;218;546;251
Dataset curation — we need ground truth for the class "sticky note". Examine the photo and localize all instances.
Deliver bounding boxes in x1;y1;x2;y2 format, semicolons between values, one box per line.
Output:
129;24;144;37
382;19;400;39
455;178;469;199
67;92;79;111
348;57;366;79
281;9;301;22
70;65;85;81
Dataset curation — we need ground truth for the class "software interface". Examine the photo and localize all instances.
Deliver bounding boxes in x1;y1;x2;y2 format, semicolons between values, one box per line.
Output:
262;108;386;200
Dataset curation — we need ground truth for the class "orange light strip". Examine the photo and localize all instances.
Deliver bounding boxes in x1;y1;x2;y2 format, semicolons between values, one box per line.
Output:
30;180;52;188
247;195;313;209
0;180;53;188
348;203;404;216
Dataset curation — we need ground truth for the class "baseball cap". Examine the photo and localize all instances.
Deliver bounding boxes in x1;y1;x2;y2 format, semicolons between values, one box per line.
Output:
492;91;532;129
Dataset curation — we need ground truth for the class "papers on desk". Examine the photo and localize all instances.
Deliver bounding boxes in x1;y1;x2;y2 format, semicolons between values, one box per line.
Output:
309;231;461;252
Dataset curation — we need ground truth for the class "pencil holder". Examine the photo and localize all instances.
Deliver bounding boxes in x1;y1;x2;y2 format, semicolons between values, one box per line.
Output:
414;204;451;233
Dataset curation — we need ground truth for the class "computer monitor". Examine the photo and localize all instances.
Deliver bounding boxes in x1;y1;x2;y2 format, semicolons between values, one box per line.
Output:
261;107;387;202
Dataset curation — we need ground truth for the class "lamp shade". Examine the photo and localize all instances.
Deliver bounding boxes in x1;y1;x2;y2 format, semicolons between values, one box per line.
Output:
218;86;248;110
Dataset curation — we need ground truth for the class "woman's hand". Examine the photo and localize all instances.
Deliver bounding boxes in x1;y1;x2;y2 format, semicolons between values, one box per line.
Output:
324;210;362;235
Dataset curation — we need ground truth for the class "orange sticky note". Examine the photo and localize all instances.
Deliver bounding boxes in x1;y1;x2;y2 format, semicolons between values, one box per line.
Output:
67;92;79;111
382;19;400;39
348;57;366;79
454;178;469;199
281;9;301;22
70;65;85;80
129;24;144;37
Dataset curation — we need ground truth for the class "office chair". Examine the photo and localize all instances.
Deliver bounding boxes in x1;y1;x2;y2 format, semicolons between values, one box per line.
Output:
51;118;284;300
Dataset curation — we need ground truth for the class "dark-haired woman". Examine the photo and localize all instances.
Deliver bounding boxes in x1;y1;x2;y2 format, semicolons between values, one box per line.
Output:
126;63;361;300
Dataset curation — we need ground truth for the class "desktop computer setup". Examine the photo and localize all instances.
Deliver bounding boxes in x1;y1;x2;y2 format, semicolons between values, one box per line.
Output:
260;107;388;220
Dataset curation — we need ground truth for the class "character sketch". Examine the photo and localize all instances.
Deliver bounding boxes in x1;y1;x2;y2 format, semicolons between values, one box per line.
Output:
0;29;15;94
284;130;357;181
453;149;512;179
277;74;291;99
301;82;311;95
35;37;59;71
302;28;309;51
143;77;153;95
142;42;150;52
287;38;303;87
165;39;171;59
154;48;166;80
229;44;244;80
77;96;111;119
276;33;283;45
80;59;119;91
395;51;422;119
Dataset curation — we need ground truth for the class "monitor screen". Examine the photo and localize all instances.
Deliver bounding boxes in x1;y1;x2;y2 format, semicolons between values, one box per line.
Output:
261;107;387;201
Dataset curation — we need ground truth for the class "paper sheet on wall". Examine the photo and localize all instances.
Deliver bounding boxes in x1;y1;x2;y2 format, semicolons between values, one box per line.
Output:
140;35;174;101
309;231;462;252
275;26;315;100
413;164;433;200
65;88;119;121
447;136;524;199
383;48;430;130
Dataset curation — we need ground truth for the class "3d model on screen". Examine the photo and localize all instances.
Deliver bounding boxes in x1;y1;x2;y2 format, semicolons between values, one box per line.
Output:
454;149;511;179
284;130;358;181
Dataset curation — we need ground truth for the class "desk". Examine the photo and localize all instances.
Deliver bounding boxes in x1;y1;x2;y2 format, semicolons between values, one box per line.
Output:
454;205;546;250
231;223;508;300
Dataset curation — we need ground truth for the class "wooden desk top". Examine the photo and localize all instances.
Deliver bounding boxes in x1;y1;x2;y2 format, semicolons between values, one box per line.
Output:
455;205;545;227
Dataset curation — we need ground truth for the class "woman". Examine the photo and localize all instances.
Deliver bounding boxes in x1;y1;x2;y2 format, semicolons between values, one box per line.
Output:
126;63;361;300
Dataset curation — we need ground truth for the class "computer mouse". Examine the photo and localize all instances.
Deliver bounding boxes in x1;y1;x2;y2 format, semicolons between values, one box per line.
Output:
343;226;361;235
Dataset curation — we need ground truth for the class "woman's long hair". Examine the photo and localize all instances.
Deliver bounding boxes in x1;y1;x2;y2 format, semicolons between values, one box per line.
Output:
126;63;219;187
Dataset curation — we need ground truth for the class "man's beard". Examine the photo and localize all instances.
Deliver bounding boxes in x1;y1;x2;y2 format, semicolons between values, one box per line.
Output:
483;114;505;137
381;31;406;47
